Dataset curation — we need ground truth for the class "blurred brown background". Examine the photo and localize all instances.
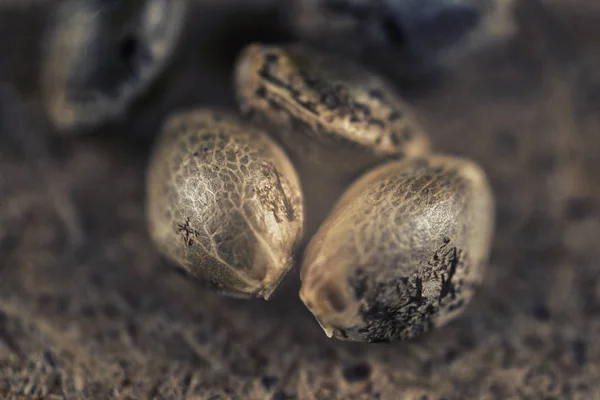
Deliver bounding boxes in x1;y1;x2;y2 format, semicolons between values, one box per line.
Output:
1;0;600;398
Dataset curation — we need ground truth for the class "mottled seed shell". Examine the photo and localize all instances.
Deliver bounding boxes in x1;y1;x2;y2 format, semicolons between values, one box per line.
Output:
146;109;304;299
234;43;431;173
41;0;187;132
300;155;494;342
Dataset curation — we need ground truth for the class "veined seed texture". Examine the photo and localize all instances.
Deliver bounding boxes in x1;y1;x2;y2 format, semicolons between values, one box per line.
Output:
147;109;304;299
300;155;494;342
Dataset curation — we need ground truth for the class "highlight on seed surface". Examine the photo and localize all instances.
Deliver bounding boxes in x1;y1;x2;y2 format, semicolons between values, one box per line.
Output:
146;108;304;300
300;154;495;342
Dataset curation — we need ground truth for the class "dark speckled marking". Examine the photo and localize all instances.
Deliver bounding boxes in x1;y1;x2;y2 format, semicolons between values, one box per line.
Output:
345;240;471;342
259;162;296;223
177;217;198;248
273;169;296;222
390;131;401;146
265;53;280;63
368;89;385;101
255;86;267;98
369;118;385;128
354;102;371;116
438;247;459;303
258;59;320;116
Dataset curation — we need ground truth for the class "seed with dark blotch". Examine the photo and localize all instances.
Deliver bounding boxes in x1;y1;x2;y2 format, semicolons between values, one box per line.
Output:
300;154;494;342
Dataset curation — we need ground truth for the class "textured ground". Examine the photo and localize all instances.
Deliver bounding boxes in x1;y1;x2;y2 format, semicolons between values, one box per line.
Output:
1;0;600;399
